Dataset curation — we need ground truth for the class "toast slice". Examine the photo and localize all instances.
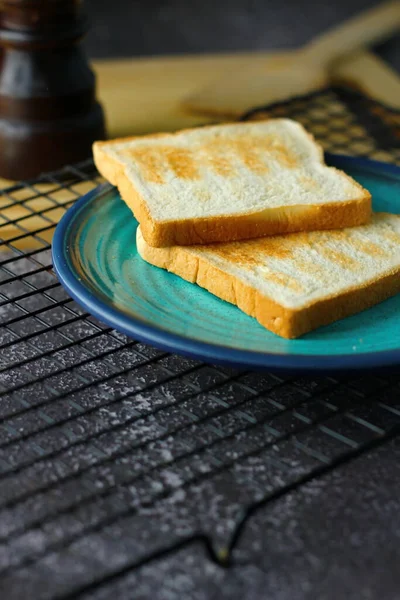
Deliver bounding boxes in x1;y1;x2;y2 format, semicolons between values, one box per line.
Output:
93;119;371;248
137;213;400;339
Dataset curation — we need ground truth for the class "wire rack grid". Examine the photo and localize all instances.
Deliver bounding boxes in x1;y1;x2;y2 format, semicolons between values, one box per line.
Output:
0;87;400;599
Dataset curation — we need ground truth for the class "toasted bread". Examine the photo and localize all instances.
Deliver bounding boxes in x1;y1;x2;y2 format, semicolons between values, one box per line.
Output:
137;213;400;339
94;119;371;247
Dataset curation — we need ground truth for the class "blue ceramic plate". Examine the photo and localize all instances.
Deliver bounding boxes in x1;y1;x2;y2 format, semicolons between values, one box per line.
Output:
52;155;400;373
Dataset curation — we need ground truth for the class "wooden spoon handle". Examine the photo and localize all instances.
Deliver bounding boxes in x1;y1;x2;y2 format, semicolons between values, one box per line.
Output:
302;0;400;66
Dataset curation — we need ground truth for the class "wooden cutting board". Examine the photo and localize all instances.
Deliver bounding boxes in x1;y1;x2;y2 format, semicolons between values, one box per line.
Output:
92;49;400;137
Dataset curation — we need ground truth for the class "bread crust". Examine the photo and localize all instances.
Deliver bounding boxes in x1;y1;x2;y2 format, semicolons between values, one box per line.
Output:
93;120;371;248
137;227;400;339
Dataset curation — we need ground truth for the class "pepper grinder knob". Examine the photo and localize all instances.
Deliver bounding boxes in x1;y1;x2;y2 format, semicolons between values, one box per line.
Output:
0;0;106;179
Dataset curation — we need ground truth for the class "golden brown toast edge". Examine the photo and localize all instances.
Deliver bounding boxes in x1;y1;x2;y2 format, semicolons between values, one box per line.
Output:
136;228;400;338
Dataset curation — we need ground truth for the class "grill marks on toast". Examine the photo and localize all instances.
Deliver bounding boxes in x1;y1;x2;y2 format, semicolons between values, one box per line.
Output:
299;174;321;191
121;134;299;184
137;213;400;337
201;217;400;299
124;148;165;184
125;146;200;184
206;237;303;293
261;269;304;294
332;230;388;258
378;227;400;246
207;237;294;264
162;146;199;180
315;246;361;271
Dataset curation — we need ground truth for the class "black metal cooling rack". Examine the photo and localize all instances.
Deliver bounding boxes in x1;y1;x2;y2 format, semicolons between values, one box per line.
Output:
1;87;400;600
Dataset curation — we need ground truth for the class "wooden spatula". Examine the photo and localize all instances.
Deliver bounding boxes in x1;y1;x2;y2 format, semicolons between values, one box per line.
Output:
183;0;400;118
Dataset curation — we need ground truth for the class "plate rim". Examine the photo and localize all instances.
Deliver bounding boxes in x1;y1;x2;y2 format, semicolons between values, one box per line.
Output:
52;153;400;373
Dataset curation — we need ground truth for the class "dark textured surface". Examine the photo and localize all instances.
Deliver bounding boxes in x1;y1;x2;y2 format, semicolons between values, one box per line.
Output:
77;438;400;600
0;89;400;599
83;0;400;72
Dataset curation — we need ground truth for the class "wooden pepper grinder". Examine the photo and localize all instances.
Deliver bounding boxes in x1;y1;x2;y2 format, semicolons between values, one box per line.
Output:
0;0;106;180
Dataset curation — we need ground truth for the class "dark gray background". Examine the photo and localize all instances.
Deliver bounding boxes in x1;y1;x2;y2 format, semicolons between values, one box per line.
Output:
83;0;400;71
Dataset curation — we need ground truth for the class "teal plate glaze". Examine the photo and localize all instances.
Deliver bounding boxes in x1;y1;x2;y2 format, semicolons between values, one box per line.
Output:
52;154;400;373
